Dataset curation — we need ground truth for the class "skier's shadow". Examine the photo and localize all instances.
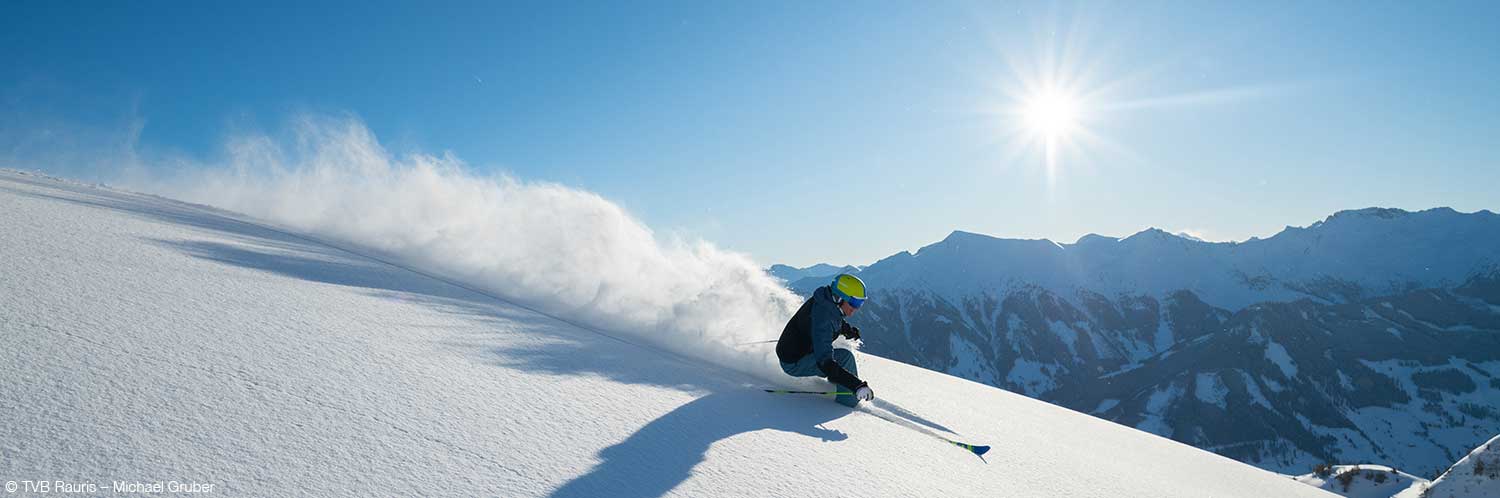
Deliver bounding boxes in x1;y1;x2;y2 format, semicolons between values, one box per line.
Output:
548;391;848;498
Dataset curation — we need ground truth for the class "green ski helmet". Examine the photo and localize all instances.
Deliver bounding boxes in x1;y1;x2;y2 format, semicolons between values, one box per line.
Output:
830;273;867;308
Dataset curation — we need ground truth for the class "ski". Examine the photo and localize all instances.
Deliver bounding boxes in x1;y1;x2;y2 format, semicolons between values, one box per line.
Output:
859;404;991;459
763;389;852;396
763;389;990;458
945;439;991;457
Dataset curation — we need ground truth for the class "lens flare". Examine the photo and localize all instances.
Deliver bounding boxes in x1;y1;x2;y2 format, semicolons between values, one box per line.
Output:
1023;90;1081;141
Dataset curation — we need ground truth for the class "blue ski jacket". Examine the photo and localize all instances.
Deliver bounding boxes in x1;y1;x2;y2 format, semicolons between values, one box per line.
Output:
776;285;862;389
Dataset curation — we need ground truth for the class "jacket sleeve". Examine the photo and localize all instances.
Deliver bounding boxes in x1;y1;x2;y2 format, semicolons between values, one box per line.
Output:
808;299;840;363
810;302;863;390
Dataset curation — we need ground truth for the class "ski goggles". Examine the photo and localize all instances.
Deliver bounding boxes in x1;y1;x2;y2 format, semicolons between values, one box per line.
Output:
845;295;865;309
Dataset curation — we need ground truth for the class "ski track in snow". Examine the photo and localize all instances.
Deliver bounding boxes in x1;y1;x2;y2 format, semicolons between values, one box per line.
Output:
0;170;1340;497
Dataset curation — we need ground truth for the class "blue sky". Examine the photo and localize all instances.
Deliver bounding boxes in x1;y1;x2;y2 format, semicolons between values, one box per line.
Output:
5;1;1498;267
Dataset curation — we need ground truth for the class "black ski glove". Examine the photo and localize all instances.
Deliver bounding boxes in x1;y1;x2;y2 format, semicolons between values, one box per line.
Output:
839;322;861;341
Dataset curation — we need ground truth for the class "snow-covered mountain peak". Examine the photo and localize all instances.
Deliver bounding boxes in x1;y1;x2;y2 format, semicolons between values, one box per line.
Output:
1118;227;1206;247
918;230;1060;256
831;206;1500;311
1127;226;1174;239
931;229;1003;248
767;262;855;283
1325;207;1417;222
1310;206;1495;231
870;249;916;267
1174;231;1208;242
1073;233;1121;246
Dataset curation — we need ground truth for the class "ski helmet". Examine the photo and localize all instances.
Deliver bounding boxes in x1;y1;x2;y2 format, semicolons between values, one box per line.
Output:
830;273;867;308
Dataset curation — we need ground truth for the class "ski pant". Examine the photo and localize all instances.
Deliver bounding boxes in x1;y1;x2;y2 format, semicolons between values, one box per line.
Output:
780;348;860;407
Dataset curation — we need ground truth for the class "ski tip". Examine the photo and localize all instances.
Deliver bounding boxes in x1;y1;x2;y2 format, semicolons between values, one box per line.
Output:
949;441;991;456
942;441;990;456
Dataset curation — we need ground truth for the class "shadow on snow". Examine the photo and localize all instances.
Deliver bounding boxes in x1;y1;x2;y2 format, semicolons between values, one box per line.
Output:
548;391;850;498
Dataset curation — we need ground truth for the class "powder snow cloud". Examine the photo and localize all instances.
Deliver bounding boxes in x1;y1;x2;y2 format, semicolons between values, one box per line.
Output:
132;114;806;384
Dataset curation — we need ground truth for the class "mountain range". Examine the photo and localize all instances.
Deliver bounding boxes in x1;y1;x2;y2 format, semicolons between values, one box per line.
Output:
767;263;859;284
776;207;1500;476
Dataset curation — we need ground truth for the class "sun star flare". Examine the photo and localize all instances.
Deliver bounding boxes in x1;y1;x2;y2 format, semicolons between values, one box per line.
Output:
1023;90;1081;141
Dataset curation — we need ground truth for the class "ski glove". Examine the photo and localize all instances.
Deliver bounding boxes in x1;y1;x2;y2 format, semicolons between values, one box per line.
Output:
854;382;874;402
839;322;861;341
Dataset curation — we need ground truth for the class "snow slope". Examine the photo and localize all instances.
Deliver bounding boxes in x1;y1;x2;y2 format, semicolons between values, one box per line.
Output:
1396;434;1500;498
1295;465;1427;498
0;170;1336;497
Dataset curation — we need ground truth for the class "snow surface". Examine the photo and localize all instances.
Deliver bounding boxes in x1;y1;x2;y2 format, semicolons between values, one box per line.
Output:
1266;340;1299;379
1237;370;1276;412
1137;382;1186;437
0;169;1338;497
1394;434;1500;498
1349;358;1500;472
947;333;991;384
1004;358;1060;397
1295;465;1427;498
1195;372;1230;410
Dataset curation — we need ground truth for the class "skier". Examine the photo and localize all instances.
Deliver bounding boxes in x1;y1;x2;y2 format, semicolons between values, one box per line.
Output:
776;273;872;407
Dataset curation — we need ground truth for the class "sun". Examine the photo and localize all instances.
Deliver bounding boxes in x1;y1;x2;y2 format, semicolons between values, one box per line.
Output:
982;4;1282;196
1022;90;1081;142
1003;85;1090;188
